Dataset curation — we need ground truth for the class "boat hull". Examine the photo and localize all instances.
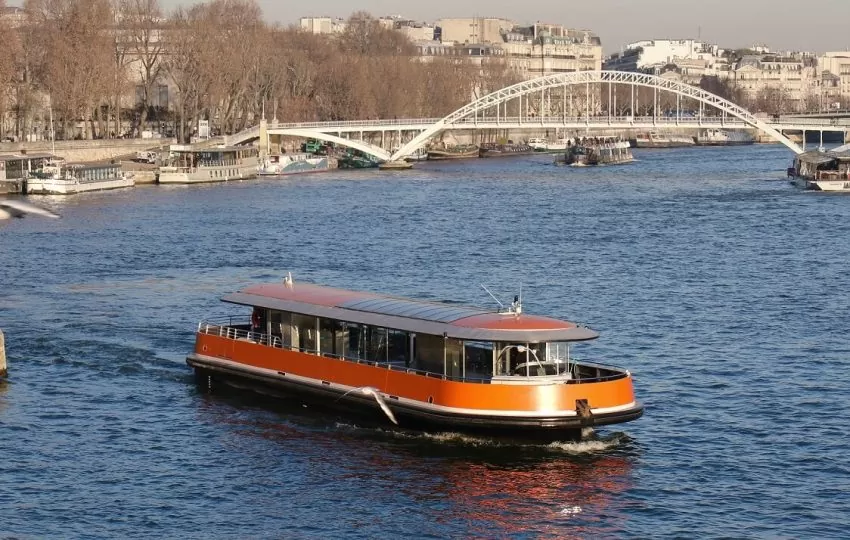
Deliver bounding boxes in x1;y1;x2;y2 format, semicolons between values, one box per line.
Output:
810;179;850;192
427;147;480;160
694;140;754;146
187;332;642;436
630;139;694;148
26;176;134;195
259;156;329;176
479;145;536;158
158;164;258;184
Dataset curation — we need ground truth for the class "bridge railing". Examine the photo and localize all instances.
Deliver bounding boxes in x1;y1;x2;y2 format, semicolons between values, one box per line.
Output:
259;116;850;132
268;118;443;130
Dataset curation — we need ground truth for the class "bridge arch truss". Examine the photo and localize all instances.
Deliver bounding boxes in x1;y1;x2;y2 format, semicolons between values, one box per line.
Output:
390;70;803;161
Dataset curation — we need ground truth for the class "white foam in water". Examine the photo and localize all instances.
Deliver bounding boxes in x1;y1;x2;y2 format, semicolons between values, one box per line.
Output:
546;437;620;454
560;505;583;516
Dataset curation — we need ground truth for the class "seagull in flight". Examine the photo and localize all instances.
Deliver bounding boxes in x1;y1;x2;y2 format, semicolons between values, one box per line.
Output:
339;386;399;425
0;199;60;221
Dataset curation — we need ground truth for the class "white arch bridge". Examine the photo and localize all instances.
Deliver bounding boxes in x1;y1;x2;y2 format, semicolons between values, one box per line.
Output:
226;71;845;161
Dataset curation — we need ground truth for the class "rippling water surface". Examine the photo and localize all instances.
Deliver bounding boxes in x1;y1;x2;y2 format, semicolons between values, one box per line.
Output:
2;145;849;538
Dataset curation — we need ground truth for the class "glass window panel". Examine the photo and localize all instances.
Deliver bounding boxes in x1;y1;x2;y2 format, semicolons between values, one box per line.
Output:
464;341;493;380
446;338;462;380
291;313;316;352
373;327;389;362
414;333;444;375
387;330;409;365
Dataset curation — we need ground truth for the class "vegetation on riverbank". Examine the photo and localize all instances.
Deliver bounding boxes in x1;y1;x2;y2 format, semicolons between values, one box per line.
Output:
0;0;520;143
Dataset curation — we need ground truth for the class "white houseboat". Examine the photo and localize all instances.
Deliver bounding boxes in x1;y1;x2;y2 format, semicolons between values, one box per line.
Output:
528;137;570;152
694;129;754;146
26;160;134;195
0;152;55;194
630;131;695;148
158;145;259;184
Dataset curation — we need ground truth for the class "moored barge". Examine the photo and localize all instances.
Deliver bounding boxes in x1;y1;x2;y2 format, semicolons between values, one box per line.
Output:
187;278;643;437
427;144;480;160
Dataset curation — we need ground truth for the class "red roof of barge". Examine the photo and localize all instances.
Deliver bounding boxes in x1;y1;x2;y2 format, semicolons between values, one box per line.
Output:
223;282;599;343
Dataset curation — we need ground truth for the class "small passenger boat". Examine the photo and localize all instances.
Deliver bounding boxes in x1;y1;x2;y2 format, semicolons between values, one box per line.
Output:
187;278;643;438
555;140;633;167
789;144;850;192
158;145;259;184
26;159;134;195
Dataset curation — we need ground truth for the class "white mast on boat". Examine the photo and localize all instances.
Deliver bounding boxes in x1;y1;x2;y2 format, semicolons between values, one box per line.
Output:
49;95;56;156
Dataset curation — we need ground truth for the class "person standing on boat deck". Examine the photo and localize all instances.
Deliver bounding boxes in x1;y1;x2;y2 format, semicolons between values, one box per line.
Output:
251;307;263;334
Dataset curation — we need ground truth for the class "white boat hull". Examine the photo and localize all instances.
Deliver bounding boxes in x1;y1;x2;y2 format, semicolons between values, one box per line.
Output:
811;179;850;192
26;176;135;195
258;155;329;176
158;163;258;184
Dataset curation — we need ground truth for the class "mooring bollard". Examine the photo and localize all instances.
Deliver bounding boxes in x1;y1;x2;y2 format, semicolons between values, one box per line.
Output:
0;329;7;378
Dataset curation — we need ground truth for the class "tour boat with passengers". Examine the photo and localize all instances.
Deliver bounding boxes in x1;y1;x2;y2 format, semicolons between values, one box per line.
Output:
187;277;643;437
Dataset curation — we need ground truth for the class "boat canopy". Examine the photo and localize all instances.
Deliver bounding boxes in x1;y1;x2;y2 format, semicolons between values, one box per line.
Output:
796;152;838;166
223;282;599;343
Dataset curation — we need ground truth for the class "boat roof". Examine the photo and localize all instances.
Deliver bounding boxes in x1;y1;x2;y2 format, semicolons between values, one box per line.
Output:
223;282;599;343
169;144;255;153
0;152;55;161
797;151;836;165
797;148;850;164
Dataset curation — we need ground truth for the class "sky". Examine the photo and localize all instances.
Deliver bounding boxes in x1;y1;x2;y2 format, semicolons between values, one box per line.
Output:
12;0;849;54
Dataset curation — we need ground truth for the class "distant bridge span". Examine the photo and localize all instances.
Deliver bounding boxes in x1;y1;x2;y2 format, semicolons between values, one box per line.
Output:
227;71;814;161
391;71;803;160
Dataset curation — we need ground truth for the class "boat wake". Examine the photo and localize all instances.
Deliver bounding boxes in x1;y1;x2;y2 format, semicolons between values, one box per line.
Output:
334;422;628;454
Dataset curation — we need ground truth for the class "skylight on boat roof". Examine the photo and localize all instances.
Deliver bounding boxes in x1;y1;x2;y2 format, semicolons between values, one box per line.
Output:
338;297;488;323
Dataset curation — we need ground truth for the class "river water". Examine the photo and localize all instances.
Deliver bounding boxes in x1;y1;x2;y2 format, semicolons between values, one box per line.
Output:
1;145;849;538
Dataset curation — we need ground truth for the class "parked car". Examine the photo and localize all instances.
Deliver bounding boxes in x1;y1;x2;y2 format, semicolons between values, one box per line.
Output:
134;151;158;164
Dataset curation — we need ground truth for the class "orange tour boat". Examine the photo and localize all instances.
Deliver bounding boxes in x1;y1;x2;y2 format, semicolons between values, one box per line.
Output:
187;276;643;437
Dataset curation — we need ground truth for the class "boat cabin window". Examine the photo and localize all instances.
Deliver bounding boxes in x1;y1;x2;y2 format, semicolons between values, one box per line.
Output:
319;318;346;357
291;313;317;352
464;341;494;380
236;310;577;380
387;330;408;365
268;310;292;347
446;338;463;379
414;333;444;374
496;342;553;377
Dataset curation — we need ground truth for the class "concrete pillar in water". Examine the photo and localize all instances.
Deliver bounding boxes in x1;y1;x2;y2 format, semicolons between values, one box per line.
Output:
0;329;6;378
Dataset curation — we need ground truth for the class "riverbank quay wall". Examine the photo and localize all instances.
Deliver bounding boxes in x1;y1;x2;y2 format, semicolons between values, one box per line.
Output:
0;139;176;163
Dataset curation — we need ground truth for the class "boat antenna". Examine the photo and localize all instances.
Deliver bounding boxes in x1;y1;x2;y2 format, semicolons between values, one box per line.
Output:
481;284;505;310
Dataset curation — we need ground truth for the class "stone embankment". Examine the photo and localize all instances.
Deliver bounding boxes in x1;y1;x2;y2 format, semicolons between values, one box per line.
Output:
0;138;175;162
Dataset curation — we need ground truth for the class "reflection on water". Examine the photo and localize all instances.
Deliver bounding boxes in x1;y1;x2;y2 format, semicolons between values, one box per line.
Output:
193;389;638;538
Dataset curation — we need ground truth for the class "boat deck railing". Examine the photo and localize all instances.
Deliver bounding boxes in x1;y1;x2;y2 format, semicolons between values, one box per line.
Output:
196;320;629;385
